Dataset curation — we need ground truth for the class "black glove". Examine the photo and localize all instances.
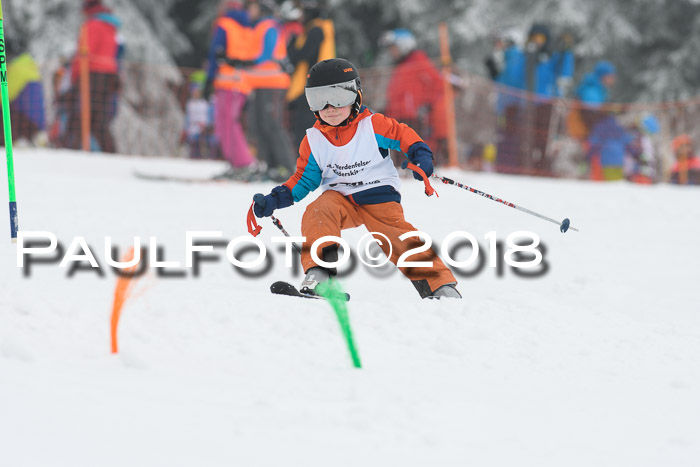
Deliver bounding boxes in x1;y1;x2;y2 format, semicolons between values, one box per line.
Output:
203;79;214;101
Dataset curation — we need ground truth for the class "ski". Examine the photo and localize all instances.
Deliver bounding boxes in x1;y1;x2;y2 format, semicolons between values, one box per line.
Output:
270;281;350;301
132;171;234;184
133;168;288;184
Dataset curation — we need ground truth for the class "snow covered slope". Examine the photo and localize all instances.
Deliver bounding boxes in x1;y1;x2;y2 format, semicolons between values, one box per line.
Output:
1;148;698;466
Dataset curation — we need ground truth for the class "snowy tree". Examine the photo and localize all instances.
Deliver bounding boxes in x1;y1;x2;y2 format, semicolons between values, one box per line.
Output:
3;0;698;159
325;0;699;102
3;0;190;156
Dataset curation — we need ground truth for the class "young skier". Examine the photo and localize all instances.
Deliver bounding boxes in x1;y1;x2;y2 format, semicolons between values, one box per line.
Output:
252;58;461;299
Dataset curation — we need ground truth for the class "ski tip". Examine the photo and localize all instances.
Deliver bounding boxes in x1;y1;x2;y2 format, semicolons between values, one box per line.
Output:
270;281;290;294
270;281;351;301
560;218;570;233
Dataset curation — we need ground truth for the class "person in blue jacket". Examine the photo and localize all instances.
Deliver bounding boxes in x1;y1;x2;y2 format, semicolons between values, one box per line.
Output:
586;112;635;181
485;30;524;111
493;24;575;173
575;61;617;170
576;60;616;106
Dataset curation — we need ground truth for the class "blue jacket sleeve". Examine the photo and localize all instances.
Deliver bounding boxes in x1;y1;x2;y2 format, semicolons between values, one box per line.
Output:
282;138;323;203
255;28;278;64
502;47;525;89
559;51;575;79
289;154;322;202
206;27;227;81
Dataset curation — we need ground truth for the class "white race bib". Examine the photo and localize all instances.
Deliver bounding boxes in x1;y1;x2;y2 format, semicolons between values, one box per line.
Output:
306;115;401;196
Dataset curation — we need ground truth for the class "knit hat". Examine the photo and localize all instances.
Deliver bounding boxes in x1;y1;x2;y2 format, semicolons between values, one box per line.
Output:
594;61;616;78
82;0;107;16
672;134;692;153
82;0;102;11
222;1;244;10
379;29;417;57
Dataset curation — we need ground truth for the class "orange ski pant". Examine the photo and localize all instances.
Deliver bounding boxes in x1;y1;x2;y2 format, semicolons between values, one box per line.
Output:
300;190;457;293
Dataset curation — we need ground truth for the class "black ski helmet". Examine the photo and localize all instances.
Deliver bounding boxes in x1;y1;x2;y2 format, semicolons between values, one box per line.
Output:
305;58;363;118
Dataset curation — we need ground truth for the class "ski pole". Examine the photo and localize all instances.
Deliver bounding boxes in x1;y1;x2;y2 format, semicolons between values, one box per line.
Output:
271;215;303;253
431;173;578;233
0;2;19;240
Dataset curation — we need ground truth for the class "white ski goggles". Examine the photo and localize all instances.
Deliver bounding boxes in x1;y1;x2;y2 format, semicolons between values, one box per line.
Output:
305;79;359;112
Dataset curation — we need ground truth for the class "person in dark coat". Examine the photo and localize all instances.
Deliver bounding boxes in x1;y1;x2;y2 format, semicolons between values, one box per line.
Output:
285;0;335;152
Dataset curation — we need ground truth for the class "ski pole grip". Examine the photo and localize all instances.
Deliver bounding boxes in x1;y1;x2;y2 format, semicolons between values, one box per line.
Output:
247;201;262;237
402;161;438;197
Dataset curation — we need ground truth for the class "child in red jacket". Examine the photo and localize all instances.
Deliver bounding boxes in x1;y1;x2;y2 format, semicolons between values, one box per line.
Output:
253;58;460;299
670;134;700;185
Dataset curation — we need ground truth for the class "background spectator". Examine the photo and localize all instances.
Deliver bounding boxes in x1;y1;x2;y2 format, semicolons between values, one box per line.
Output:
625;114;660;184
670;134;700;185
484;30;515;82
519;24;574;171
484;29;521;89
205;0;256;177
183;75;219;159
551;30;576;98
577;60;616;106
586;111;636;181
379;29;447;166
486;29;525;173
493;23;575;173
49;57;73;148
286;0;335;152
67;0;123;153
278;0;304;47
246;0;296;182
575;61;617;178
1;38;46;147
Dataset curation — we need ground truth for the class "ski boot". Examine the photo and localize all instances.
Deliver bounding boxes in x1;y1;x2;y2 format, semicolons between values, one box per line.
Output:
299;267;330;297
430;283;462;299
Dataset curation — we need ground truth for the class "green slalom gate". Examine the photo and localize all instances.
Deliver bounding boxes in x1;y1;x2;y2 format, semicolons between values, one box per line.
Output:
0;1;18;240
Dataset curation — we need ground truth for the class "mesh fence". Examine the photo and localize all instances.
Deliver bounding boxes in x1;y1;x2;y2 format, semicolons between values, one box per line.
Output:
3;57;699;183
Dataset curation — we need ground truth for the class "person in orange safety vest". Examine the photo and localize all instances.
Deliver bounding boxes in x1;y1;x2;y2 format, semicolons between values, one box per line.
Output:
204;1;257;175
245;0;296;182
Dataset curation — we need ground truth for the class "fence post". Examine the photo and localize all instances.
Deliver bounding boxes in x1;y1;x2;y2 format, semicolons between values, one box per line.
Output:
79;28;91;152
678;153;689;185
438;22;458;168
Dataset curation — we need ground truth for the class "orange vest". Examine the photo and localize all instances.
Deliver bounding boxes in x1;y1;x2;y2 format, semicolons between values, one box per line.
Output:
247;18;290;90
671;156;700;184
214;17;255;94
287;18;335;101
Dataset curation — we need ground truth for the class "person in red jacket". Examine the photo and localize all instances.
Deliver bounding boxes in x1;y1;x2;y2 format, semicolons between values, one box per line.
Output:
379;29;447;166
68;0;123;153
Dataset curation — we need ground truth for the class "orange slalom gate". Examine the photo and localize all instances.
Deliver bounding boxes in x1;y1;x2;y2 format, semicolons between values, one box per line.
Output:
110;247;141;354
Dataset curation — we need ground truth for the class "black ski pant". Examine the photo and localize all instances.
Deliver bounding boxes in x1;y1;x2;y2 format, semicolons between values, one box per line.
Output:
288;95;317;156
249;88;296;171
